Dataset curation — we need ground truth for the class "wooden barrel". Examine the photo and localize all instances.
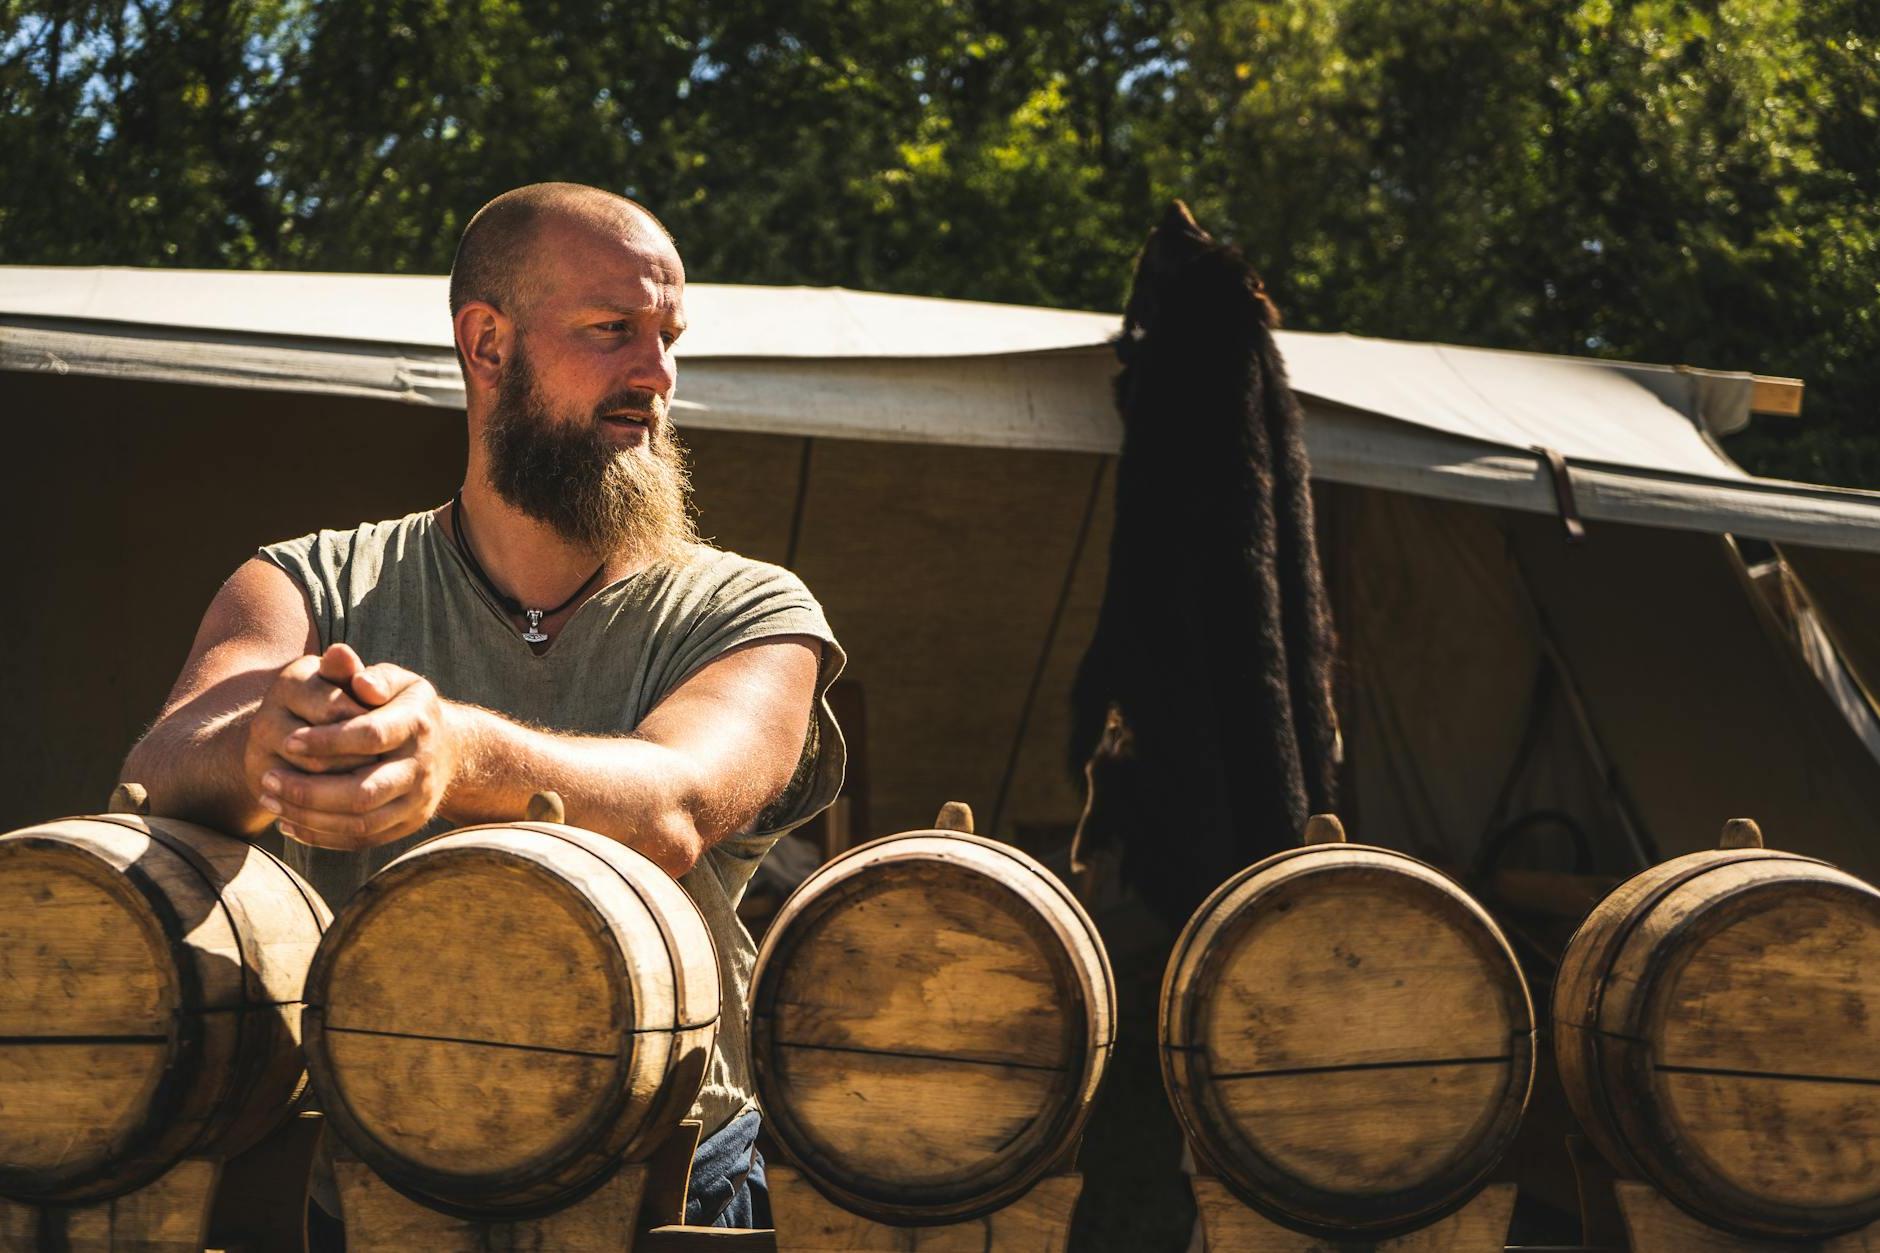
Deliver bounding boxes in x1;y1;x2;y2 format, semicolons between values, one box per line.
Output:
750;826;1114;1224
1160;815;1535;1239
1555;818;1880;1239
302;819;719;1217
0;810;330;1204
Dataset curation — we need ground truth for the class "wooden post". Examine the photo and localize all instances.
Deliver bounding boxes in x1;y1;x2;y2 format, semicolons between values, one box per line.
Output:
207;1110;326;1252
767;1164;1081;1252
1565;1133;1626;1251
0;1110;325;1253
331;1117;711;1252
0;1161;221;1253
1187;1176;1516;1252
334;1151;651;1252
1615;1182;1880;1252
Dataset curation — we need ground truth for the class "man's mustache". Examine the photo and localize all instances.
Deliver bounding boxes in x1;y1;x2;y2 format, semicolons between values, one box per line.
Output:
596;388;667;425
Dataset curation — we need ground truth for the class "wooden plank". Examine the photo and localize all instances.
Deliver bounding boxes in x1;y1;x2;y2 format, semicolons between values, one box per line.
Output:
768;1165;1078;1252
334;1156;648;1252
0;1159;220;1253
1752;375;1805;418
1189;1178;1514;1251
1616;1181;1880;1251
642;1121;703;1230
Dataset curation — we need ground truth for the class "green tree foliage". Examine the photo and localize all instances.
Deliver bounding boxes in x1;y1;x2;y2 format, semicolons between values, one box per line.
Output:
1;0;1874;482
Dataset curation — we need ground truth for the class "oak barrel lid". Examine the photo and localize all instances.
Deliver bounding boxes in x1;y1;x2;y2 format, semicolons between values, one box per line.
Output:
0;803;327;1202
303;817;719;1214
751;815;1115;1224
1160;814;1535;1238
1555;819;1880;1236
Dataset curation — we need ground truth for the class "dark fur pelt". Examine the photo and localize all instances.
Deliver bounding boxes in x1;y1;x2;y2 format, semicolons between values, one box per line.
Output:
1069;201;1340;926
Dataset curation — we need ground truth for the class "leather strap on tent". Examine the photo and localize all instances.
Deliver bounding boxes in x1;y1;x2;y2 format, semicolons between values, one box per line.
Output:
1535;446;1587;544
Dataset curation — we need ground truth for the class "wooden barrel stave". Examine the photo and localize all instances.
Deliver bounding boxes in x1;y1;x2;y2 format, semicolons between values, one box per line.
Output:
751;829;1114;1224
303;822;718;1218
1555;841;1880;1238
0;816;329;1204
1161;838;1535;1239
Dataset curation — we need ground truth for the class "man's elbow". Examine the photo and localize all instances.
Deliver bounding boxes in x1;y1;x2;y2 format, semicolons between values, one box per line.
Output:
616;793;706;872
640;809;705;879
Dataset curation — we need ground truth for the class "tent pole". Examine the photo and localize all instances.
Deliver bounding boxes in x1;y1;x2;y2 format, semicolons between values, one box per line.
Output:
1517;591;1660;872
784;437;815;570
989;457;1109;840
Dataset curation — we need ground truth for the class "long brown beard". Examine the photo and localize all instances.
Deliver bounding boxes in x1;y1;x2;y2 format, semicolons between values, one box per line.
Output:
482;345;698;562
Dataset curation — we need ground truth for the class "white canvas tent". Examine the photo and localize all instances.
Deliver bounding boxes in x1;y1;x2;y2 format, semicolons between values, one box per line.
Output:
3;266;1878;882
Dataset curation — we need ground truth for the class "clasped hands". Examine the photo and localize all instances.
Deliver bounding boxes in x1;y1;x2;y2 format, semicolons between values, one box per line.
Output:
243;643;459;849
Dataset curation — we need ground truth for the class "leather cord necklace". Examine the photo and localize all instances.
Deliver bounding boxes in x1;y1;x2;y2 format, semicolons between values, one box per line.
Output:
450;491;603;644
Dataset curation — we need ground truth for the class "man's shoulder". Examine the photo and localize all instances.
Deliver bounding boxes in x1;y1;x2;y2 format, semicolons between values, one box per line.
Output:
661;543;816;603
260;509;438;573
646;544;833;647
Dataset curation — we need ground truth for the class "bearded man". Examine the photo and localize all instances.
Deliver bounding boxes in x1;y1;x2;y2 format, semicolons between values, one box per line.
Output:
121;183;843;1231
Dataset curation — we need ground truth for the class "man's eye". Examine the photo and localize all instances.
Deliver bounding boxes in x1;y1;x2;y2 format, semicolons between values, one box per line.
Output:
598;321;628;333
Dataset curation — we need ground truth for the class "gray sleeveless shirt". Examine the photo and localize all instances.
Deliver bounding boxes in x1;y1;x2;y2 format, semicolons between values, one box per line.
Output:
259;509;846;1137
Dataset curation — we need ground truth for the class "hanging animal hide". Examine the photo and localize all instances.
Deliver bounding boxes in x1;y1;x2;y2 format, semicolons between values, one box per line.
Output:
1069;201;1340;926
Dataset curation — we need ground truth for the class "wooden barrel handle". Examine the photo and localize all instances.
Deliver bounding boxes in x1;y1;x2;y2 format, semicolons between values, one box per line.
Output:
108;783;151;816
1718;818;1763;850
934;801;975;834
526;791;567;824
1302;813;1347;845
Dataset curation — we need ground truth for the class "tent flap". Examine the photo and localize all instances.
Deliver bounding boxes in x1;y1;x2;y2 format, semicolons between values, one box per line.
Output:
11;316;1880;554
1783;545;1880;711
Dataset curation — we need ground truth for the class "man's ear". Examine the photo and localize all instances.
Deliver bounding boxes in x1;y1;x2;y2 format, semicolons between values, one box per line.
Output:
453;300;510;393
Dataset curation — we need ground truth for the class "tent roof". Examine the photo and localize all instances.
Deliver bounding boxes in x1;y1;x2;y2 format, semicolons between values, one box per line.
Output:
6;264;1879;553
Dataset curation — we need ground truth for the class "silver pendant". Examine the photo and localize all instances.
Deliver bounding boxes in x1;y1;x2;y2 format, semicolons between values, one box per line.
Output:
522;609;549;644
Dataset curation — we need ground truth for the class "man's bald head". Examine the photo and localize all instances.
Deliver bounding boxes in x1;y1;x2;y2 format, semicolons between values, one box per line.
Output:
448;183;673;322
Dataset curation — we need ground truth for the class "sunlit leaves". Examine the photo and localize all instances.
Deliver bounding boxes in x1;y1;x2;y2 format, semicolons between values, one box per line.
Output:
0;0;1874;482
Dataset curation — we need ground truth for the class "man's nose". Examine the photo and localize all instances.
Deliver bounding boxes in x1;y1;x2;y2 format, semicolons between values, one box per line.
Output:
624;335;678;399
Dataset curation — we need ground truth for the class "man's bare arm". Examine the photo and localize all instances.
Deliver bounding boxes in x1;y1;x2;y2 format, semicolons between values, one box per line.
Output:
263;637;823;878
121;559;369;833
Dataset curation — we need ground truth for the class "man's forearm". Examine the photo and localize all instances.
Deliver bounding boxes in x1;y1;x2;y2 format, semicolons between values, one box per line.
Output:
440;702;716;877
121;698;272;835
